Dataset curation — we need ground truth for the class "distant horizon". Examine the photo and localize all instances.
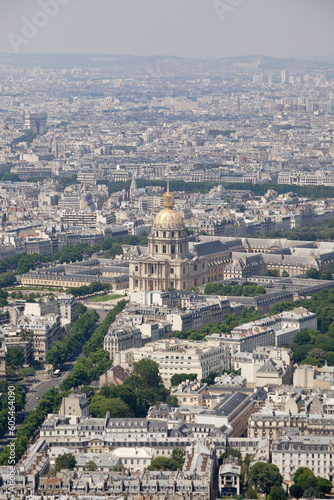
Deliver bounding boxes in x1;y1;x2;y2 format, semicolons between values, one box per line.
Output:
1;52;334;62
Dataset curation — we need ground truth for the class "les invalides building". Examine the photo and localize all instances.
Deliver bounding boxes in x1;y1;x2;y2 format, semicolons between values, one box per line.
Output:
129;183;230;292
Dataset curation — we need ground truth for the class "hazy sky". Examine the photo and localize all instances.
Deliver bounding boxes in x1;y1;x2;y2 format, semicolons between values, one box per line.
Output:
1;0;334;59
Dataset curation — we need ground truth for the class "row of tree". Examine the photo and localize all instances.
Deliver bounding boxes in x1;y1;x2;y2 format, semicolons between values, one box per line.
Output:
0;301;128;465
0;381;25;440
66;281;111;298
204;282;266;297
256;215;334;242
0;386;62;465
305;268;333;280
45;309;99;366
60;350;111;391
100;178;334;200
82;299;128;357
0;252;50;276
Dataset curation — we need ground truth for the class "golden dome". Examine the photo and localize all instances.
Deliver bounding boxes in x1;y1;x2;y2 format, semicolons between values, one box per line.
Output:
153;181;184;230
153;208;184;229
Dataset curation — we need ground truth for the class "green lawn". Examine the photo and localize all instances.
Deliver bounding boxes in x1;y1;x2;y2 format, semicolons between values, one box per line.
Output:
88;294;124;302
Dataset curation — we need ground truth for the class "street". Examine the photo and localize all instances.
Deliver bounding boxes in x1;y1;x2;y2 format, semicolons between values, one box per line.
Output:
22;306;108;412
24;360;74;412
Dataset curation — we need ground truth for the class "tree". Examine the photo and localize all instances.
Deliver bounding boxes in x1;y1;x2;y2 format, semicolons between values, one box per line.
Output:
166;395;179;407
171;448;185;468
46;341;67;366
0;273;16;288
148;456;178;471
248;462;283;495
268;486;286;500
320;271;333;281
7;348;24;369
19;367;35;377
80;386;96;402
289;484;303;499
55;453;76;472
89;396;133;418
293;329;316;345
245;486;258;499
170;373;197;386
304;348;327;365
305;268;320;279
201;372;217;385
282;270;289;277
303;488;316;498
220;448;242;463
316;476;332;496
85;460;98;471
264;270;279;277
133;359;162;388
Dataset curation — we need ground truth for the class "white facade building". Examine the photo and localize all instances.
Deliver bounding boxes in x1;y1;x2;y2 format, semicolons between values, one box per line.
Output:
272;435;334;482
116;338;230;386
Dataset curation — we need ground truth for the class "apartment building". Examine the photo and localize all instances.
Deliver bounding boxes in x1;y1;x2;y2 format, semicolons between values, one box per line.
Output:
272;435;334;481
115;338;230;386
248;407;334;440
218;307;316;353
24;295;77;327
17;314;64;362
231;347;293;388
103;326;143;359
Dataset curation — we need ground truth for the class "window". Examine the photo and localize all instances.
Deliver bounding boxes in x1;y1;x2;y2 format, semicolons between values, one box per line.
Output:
170;268;174;274
194;264;197;271
163;245;166;254
155;245;158;253
172;231;174;237
135;266;138;272
171;245;175;254
183;267;186;273
180;245;182;253
163;231;166;238
156;231;158;237
135;280;138;287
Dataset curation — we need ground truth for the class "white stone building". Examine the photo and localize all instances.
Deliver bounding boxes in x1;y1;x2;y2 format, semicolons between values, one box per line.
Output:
115;338;230;386
272;435;334;481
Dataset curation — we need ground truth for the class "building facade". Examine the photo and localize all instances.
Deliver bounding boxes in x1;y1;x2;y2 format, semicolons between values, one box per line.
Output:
129;183;230;292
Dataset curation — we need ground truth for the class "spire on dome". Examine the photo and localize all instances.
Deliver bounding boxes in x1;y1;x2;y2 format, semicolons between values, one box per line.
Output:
164;180;173;209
